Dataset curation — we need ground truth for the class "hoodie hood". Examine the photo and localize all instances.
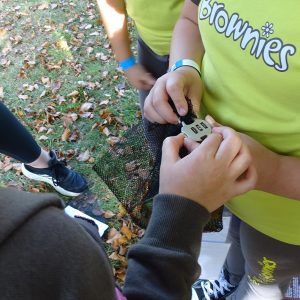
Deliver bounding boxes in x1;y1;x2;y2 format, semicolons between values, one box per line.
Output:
0;188;64;246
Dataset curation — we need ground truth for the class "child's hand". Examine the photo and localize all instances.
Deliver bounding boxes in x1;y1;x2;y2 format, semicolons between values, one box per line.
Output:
124;64;155;91
159;130;257;212
144;67;203;124
205;115;280;193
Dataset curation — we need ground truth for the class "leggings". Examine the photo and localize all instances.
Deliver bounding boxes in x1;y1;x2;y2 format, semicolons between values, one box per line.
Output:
225;215;300;300
0;101;41;163
137;37;170;107
137;36;172;152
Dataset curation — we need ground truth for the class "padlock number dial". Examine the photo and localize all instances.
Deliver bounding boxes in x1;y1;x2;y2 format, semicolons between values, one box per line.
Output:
181;119;212;142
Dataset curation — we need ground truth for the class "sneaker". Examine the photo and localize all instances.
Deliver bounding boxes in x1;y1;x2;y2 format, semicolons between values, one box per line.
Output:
21;150;88;197
192;269;237;300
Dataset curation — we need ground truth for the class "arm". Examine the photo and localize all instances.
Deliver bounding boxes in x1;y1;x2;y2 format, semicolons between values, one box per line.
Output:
97;0;155;90
124;195;210;300
169;0;204;67
144;0;204;124
206;115;300;200
240;133;300;200
124;130;256;300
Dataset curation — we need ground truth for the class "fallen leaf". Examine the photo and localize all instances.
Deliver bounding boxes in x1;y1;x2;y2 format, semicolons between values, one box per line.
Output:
39;90;47;98
89;31;99;36
68;90;80;97
41;77;50;85
80;102;93;112
86;47;94;54
102;127;111;136
61;128;71;141
28;187;40;193
38;3;49;10
121;226;133;240
69;129;80;142
38;135;48;141
77;150;90;162
88;157;95;163
38;126;47;133
84;24;93;30
104;210;115;218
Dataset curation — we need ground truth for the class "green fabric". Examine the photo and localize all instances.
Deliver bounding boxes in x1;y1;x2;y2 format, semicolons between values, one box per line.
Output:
126;0;184;55
197;0;300;244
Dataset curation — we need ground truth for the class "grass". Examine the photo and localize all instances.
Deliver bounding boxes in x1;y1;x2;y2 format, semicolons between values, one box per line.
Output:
0;0;140;212
0;0;143;282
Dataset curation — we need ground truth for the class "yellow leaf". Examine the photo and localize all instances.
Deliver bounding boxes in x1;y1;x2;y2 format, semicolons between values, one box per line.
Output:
61;128;71;142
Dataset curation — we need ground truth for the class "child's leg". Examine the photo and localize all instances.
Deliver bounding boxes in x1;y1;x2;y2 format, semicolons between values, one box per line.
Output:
0;101;41;163
0;101;87;196
137;37;172;159
224;215;246;285
227;220;300;300
137;37;169;110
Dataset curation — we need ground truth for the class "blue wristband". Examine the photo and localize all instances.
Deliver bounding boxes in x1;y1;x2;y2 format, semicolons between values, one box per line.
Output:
119;56;136;71
169;59;201;77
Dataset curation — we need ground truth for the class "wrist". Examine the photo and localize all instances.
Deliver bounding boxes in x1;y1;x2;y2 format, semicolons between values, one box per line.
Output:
257;152;281;192
169;59;201;77
119;56;136;71
119;55;136;71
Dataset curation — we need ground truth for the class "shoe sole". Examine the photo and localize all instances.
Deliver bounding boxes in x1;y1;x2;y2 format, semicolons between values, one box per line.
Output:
21;164;82;197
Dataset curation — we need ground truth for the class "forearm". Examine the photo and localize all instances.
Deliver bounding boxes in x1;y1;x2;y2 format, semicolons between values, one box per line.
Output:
240;133;300;200
97;0;132;61
260;154;300;200
124;194;210;300
169;0;204;67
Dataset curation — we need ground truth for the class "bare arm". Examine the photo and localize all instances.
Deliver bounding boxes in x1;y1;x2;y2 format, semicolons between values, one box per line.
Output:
97;0;131;61
97;0;155;90
274;156;300;200
240;134;300;200
144;0;205;123
169;0;204;66
206;115;300;201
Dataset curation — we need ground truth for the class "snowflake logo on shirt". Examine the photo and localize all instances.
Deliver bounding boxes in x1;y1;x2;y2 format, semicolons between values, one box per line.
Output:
261;22;274;38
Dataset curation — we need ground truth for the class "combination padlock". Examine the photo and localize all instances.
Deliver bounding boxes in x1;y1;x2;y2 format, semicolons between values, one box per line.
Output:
181;118;212;142
168;97;212;142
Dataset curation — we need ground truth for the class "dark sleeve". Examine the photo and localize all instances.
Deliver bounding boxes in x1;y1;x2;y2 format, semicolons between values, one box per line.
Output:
191;0;200;5
124;194;210;300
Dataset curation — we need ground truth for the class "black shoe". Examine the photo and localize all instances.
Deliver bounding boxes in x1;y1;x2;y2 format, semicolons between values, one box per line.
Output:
192;269;237;300
21;150;88;197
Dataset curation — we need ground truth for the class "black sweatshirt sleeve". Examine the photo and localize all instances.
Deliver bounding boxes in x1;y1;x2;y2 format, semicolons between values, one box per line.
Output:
191;0;200;5
124;194;210;300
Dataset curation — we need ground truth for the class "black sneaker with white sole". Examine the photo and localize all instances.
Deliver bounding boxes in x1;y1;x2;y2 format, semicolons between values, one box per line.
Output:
21;150;88;197
192;269;237;300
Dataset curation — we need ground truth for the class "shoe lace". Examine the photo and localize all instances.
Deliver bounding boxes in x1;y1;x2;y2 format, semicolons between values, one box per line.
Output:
51;159;67;186
193;276;235;300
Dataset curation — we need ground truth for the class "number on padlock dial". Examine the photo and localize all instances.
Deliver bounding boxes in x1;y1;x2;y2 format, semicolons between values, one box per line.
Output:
181;119;212;142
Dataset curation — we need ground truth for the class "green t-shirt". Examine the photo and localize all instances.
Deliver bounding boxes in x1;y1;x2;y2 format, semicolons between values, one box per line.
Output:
196;0;300;244
126;0;184;55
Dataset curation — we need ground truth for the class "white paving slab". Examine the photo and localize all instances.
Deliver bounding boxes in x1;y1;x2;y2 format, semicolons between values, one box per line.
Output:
197;216;232;279
198;241;231;279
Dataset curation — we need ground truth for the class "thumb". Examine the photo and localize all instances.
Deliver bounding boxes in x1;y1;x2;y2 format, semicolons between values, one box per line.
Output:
205;115;221;127
161;134;185;164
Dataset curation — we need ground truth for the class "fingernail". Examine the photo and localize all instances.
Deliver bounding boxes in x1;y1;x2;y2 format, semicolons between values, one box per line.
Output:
212;127;221;133
178;107;186;115
206;115;214;123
